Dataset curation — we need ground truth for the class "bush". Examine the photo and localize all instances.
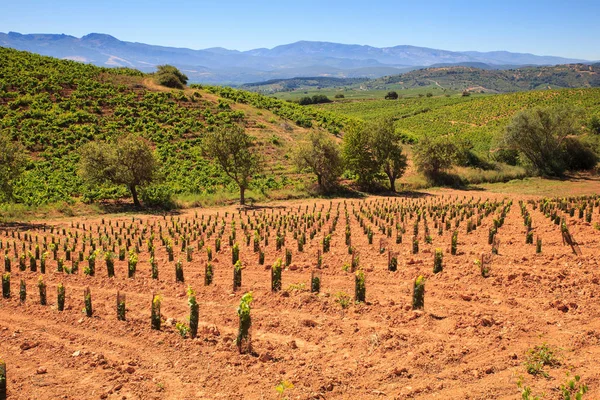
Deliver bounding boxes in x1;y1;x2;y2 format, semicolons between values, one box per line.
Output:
155;65;188;89
385;91;398;100
140;184;175;209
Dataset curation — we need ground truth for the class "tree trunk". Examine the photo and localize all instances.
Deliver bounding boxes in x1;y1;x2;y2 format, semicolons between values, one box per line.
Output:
130;185;141;208
388;174;396;193
239;186;246;206
316;174;323;188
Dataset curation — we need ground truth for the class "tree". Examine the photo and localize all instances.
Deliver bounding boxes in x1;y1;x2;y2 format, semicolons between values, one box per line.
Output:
155;65;188;89
342;123;381;189
79;134;157;207
293;131;343;192
204;124;262;205
385;91;399;100
502;106;580;176
413;135;460;181
368;118;408;192
0;134;27;202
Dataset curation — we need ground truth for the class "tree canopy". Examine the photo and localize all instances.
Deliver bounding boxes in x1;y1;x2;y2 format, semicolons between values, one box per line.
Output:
203;124;263;205
79;134;158;207
293;131;343;192
502;106;581;176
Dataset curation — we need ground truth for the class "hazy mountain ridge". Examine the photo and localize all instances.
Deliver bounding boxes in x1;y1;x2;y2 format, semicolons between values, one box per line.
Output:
0;32;591;84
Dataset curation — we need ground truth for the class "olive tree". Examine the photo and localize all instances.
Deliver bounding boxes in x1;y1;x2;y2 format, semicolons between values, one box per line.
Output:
413;135;460;181
503;106;580;176
342;123;380;189
293;131;343;192
204;124;262;205
368;117;408;192
79;134;157;207
0;134;27;202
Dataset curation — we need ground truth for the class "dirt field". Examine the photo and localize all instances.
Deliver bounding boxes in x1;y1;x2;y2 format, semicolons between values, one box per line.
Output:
1;188;600;399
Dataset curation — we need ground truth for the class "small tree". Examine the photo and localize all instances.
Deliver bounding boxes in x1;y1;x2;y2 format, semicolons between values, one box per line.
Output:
293;131;343;192
385;91;398;100
79;134;158;207
368;117;408;192
155;65;188;89
342;123;380;188
0;134;27;202
203;124;262;205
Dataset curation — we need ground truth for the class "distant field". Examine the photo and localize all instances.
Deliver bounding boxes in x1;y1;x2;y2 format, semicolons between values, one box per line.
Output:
269;85;456;101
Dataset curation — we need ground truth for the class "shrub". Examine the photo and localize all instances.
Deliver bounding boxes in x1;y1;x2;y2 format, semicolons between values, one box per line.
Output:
155;65;188;89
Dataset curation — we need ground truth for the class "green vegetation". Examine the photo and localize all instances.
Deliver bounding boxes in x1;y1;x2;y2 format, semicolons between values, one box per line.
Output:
0;133;27;202
204;124;262;205
525;343;560;378
293;130;343;192
317;88;600;156
0;47;347;208
236;292;253;353
503;106;597;176
79;134;158;207
155;65;188;89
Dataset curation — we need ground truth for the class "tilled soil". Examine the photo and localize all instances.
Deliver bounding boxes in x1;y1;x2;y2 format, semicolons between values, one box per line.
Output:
1;192;599;399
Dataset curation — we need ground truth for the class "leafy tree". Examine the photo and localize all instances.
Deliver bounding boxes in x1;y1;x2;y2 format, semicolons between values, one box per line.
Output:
413;135;460;180
155;65;188;89
342;123;380;189
503;106;580;176
203;124;263;205
385;91;398;100
293;131;343;192
79;135;158;207
368;117;408;192
0;134;27;202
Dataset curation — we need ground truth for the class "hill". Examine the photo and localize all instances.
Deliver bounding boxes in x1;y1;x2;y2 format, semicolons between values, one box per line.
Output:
245;64;600;95
0;32;590;84
0;47;349;206
368;64;600;92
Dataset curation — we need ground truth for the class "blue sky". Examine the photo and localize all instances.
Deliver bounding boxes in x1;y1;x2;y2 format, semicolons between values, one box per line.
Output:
1;0;599;59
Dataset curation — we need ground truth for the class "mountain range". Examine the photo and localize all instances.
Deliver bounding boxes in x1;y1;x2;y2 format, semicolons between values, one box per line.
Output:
0;31;592;84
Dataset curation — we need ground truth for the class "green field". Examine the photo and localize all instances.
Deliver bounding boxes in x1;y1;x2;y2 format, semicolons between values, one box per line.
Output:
315;88;600;153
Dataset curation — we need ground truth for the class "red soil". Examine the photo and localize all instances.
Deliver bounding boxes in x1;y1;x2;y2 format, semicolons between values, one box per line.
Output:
1;193;599;399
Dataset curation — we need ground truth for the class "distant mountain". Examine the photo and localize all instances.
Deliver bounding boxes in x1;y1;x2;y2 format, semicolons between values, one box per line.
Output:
0;32;591;84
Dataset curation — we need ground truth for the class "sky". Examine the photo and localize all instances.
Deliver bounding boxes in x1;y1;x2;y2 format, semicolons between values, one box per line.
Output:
1;0;599;60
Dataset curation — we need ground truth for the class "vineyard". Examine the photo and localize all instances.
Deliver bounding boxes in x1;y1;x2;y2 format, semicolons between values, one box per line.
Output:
0;47;351;206
1;188;599;399
316;88;600;152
